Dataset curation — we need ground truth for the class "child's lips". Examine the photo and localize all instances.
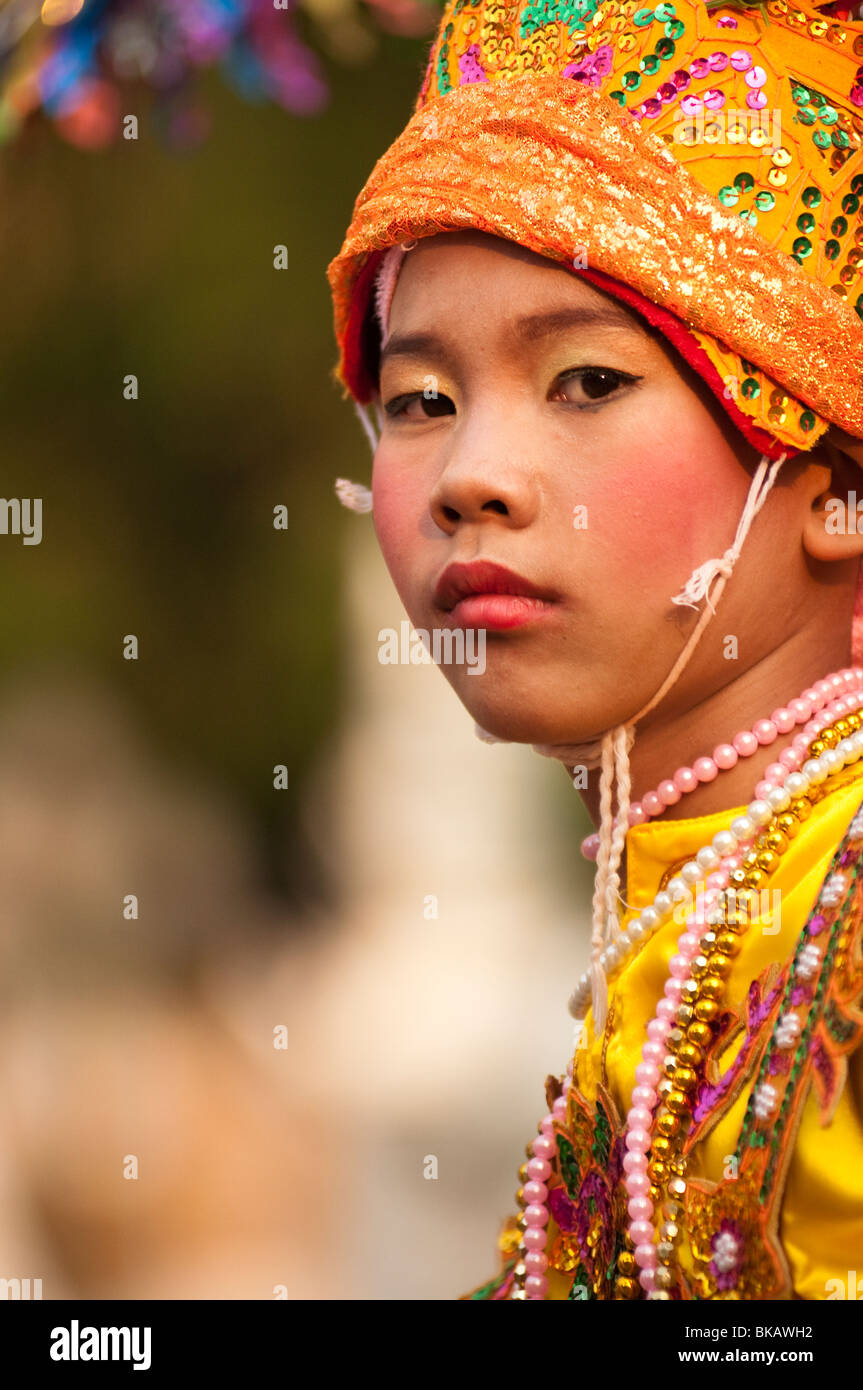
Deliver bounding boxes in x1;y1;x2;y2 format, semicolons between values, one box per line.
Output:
434;558;561;631
445;592;558;630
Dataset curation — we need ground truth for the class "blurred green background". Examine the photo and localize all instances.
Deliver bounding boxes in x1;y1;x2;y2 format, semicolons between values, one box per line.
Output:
0;29;434;907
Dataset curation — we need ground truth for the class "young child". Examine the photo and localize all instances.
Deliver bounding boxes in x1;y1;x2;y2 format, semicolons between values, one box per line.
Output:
326;0;863;1300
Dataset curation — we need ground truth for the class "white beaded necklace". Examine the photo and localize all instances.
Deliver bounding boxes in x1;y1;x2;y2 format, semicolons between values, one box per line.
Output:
568;669;863;1021
507;673;863;1301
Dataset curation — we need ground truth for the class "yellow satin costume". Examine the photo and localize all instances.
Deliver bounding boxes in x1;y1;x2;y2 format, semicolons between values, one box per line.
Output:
468;757;863;1301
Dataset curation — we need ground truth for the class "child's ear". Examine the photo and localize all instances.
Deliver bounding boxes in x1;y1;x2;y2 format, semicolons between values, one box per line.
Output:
801;429;863;564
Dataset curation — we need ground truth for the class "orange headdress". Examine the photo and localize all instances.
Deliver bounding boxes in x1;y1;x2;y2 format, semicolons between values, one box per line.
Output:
327;0;863;457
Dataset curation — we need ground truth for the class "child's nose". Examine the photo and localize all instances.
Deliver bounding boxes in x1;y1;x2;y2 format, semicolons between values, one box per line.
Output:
428;430;540;533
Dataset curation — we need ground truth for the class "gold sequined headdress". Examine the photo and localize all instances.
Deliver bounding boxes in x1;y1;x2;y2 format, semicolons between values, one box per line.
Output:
327;0;863;456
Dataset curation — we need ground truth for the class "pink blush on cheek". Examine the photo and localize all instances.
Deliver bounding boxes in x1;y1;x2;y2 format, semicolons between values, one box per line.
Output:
603;439;743;566
371;453;429;590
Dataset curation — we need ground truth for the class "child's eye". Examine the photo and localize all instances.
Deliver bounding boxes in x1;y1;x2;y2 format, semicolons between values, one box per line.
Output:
552;367;641;406
383;391;456;420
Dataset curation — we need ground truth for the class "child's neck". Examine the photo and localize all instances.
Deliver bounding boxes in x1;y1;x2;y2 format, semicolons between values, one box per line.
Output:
576;630;856;833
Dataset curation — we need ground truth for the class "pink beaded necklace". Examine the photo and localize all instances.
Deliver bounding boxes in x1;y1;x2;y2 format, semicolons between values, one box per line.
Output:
512;664;863;1300
581;672;843;861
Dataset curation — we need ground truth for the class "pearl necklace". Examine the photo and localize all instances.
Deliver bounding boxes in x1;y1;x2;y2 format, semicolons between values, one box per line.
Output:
580;669;860;860
623;704;863;1298
568;669;863;1020
506;668;863;1300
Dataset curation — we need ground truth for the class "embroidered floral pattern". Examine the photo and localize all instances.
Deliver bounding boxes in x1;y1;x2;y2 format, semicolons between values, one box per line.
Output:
689;977;782;1134
753;1081;780;1120
463;793;863;1301
709;1219;745;1293
686;1167;783;1299
544;1090;628;1297
774;1012;801;1049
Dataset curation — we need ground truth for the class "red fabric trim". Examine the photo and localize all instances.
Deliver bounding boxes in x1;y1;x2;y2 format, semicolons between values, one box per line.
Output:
340;249;387;401
339;242;794;461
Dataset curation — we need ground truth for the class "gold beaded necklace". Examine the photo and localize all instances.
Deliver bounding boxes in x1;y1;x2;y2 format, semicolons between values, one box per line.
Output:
612;706;863;1299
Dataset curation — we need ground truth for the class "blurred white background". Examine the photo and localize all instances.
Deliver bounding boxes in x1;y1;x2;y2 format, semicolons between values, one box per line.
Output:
0;524;594;1300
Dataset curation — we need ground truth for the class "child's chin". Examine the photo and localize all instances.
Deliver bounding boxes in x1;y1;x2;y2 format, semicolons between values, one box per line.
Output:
461;699;595;749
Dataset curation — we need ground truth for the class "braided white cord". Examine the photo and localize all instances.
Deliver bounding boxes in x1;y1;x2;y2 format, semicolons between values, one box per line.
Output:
353;398;381;455
334;478;373;513
333;402;380;514
589;730;615;1033
671;453;785;612
604;724;635;945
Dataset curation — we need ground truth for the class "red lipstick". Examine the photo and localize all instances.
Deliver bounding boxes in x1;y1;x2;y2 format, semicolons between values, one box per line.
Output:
434;560;560;631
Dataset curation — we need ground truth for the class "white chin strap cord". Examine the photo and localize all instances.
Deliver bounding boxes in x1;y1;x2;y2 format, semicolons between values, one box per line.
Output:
545;449;785;1034
333;241;787;1036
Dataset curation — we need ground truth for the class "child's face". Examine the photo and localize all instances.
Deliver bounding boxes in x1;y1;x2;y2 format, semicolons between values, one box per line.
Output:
371;230;814;747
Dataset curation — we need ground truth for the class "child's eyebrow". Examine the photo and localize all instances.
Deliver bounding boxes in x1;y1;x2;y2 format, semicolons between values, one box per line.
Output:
514;306;640;341
380;304;642;370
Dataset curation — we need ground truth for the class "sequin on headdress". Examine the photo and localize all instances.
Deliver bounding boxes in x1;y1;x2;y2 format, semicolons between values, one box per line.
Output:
327;0;863;456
